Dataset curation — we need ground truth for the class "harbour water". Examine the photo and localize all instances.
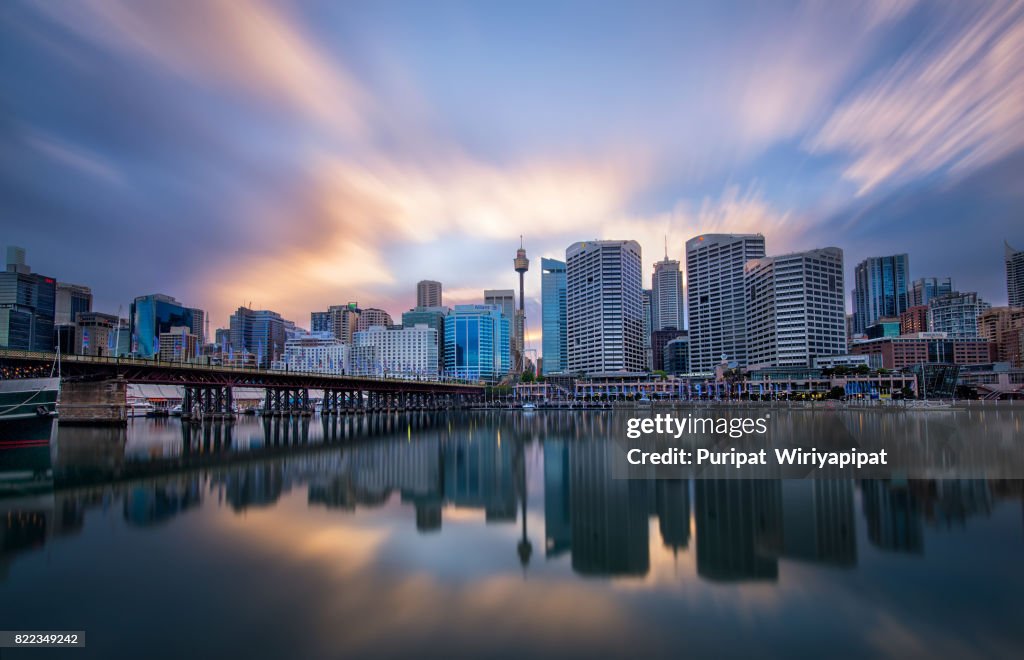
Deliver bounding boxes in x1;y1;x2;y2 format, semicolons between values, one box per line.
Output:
1;410;1023;659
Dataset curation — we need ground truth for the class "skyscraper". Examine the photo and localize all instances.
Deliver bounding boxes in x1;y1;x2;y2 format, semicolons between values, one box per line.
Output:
129;294;200;358
444;304;510;382
417;280;443;308
1007;242;1024;308
540;257;567;375
852;254;910;334
641;288;653;370
651;252;684;331
565;240;644;375
745;247;846;367
484;289;516;367
54;282;92;325
228;306;295;367
685;233;766;372
0;246;55;351
910;277;953;307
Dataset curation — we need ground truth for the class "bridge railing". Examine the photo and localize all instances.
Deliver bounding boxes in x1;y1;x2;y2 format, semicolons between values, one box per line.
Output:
0;349;482;389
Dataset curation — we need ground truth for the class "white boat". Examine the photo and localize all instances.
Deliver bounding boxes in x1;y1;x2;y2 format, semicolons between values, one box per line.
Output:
906;400;956;410
522;402;537;411
126;397;156;417
0;378;60;422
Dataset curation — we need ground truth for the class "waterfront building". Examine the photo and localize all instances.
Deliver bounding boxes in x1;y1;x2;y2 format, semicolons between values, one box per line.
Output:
158;326;199;362
444;304;510;382
129;294;201;359
651;254;685;332
686;234;766;372
900;305;930;335
417;280;443;308
228;306;295;367
651;328;686;371
641;288;653;370
74;311;120;357
541;257;567;375
978;307;1024;367
850;334;994;369
402;306;448;372
928;292;990;339
744;247;846;368
812;354;869;369
355;307;393;332
54;282;92;325
851;254;910;334
352;324;438;379
1007;242;1024;308
273;332;350;374
566;240;644;375
0;246;56;352
663;335;691;375
910;277;954;307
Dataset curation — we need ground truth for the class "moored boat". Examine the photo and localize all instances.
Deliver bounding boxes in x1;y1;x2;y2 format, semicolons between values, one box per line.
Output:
0;377;60;422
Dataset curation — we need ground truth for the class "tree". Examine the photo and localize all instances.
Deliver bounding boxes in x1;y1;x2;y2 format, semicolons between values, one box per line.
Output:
521;371;535;383
826;386;845;400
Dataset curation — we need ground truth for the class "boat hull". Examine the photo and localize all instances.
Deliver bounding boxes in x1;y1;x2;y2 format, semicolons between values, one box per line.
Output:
0;378;60;421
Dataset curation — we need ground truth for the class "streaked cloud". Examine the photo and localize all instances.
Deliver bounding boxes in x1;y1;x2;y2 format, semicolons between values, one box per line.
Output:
809;1;1024;193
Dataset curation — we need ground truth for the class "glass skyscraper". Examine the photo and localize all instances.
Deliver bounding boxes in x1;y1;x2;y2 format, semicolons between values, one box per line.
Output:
402;305;449;372
229;306;295;368
540;258;567;375
852;254;910;334
910;277;953;307
444;304;510;382
0;246;56;351
129;294;198;358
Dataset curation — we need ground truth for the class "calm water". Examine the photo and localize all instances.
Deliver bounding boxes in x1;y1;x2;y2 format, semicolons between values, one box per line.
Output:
1;411;1023;659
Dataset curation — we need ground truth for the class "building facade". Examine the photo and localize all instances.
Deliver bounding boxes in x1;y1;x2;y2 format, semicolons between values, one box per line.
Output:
129;294;200;359
1007;242;1024;308
402;306;448;372
483;289;516;367
852;254;910;334
310;311;332;334
928;292;990;339
0;247;56;352
228;306;295;367
686;233;766;372
978;307;1024;367
541;257;567;375
745;247;846;368
273;333;350;374
566;240;644;375
663;335;691;375
850;334;994;369
651;328;686;372
158;326;199;362
651;256;685;331
417;280;443;308
910;277;953;307
54;282;92;325
900;305;930;335
352;324;438;379
74;311;120;357
355;307;393;332
444;304;510;382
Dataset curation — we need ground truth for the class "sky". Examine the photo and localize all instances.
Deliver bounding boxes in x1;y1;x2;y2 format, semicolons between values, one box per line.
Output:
1;0;1023;352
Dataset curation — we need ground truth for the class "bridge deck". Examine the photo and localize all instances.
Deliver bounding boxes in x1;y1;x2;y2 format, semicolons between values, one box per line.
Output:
0;349;484;393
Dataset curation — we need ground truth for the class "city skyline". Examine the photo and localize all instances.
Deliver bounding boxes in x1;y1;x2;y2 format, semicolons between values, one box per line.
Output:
2;1;1023;340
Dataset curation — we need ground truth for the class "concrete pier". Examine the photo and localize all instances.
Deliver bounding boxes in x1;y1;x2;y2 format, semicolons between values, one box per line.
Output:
58;378;127;425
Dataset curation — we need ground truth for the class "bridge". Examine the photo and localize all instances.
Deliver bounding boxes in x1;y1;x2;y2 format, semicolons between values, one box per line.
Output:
0;349;485;423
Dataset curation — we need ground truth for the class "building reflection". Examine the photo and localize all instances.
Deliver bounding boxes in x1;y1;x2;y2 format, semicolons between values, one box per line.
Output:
4;410;1024;586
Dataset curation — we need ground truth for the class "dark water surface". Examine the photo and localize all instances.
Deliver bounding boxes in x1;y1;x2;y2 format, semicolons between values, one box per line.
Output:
1;411;1023;659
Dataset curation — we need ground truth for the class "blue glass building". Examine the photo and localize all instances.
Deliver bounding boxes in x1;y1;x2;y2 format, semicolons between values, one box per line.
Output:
541;258;567;375
444;305;510;382
0;247;56;351
852;254;910;334
129;294;197;358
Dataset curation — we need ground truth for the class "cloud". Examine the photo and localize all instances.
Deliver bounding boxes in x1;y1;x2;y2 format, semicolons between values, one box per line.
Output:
30;0;369;138
808;1;1024;193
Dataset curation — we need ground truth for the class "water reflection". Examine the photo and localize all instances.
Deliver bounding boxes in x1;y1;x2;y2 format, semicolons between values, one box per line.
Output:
0;411;1022;657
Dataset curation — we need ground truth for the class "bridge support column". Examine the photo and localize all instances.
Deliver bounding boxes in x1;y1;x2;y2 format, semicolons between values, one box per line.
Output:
183;385;234;422
58;378;128;425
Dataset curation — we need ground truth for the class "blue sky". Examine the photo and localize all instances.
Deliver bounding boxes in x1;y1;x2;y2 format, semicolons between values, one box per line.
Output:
1;0;1022;347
